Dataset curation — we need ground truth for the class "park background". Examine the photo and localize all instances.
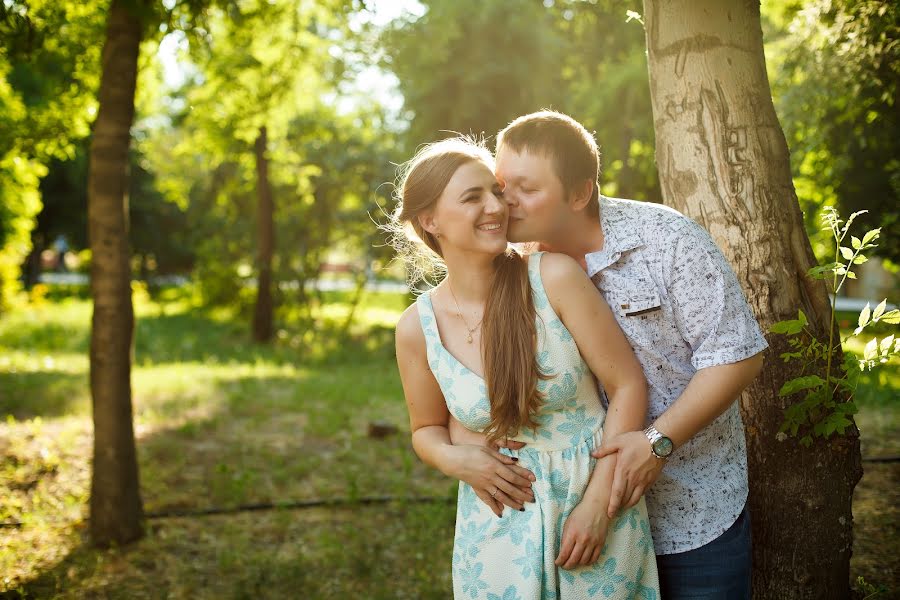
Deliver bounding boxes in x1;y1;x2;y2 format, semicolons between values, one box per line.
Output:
1;0;897;598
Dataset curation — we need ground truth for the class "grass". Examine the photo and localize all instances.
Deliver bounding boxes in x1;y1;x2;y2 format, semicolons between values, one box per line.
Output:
0;287;897;598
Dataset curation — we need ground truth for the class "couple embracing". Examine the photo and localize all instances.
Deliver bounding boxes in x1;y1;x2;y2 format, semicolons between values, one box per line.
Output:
390;111;767;599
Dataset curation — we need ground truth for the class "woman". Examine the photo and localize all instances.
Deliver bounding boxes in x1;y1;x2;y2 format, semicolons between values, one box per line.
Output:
391;137;659;599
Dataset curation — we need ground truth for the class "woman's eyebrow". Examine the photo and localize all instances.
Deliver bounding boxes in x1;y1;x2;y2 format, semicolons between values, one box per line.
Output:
457;186;483;199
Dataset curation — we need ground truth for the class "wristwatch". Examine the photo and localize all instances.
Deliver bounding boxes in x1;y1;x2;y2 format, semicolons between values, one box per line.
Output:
643;425;674;459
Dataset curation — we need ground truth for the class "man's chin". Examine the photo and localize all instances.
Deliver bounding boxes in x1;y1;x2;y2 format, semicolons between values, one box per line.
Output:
506;222;531;244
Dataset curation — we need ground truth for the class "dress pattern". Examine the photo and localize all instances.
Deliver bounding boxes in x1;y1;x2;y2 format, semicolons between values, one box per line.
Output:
417;252;660;599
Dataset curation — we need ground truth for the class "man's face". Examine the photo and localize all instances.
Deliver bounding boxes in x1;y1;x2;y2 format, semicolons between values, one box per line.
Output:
495;148;569;244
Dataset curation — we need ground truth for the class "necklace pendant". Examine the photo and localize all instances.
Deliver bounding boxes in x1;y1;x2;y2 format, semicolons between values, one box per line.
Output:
466;332;473;344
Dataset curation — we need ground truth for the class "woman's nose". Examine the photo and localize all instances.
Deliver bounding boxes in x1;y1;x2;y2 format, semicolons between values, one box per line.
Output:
485;193;505;214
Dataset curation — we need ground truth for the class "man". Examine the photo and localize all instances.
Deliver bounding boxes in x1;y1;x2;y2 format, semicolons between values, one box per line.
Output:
449;110;767;599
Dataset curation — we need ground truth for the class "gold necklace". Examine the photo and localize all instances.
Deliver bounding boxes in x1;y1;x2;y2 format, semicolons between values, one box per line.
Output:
446;281;484;344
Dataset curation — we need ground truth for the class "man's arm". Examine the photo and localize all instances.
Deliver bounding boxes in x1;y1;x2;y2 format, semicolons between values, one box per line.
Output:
594;354;763;515
651;354;763;448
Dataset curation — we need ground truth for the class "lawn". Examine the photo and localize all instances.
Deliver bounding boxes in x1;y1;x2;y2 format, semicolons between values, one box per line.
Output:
1;288;897;598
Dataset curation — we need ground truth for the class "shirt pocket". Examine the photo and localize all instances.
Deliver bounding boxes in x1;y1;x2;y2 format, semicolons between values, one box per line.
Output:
603;288;666;347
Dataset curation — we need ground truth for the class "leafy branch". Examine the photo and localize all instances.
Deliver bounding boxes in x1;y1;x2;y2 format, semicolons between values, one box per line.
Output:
771;207;899;446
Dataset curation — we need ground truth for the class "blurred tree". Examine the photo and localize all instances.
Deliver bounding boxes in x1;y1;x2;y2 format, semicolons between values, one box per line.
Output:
764;0;899;262
644;0;860;597
84;0;227;548
87;0;149;547
381;0;566;146
146;0;396;340
178;0;360;342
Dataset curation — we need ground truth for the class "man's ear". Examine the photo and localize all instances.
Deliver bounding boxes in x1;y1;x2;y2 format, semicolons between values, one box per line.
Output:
570;179;595;211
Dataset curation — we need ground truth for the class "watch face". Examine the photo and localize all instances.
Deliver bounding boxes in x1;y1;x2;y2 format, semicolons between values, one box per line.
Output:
653;436;674;458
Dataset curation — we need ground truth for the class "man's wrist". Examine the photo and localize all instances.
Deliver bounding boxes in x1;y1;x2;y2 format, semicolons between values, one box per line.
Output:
643;424;674;459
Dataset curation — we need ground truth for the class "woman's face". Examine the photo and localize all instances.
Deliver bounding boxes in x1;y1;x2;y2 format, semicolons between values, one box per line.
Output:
427;159;508;257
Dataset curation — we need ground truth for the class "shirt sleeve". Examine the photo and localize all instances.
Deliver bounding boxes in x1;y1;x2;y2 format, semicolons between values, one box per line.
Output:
663;220;768;370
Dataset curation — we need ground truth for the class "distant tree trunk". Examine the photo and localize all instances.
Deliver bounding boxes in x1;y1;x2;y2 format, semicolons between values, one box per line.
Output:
642;1;862;598
252;125;274;343
23;232;44;289
87;0;144;547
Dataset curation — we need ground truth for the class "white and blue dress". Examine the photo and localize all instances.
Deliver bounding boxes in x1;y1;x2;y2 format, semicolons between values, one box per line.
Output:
416;252;660;599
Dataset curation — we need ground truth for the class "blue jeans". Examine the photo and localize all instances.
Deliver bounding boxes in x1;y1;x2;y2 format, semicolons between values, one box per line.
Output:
655;506;752;600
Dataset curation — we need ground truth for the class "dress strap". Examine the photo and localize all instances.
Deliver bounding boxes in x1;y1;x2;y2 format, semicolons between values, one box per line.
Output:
527;251;551;312
415;291;438;340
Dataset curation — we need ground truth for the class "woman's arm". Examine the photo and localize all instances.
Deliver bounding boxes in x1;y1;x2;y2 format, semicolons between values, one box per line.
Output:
541;253;649;568
395;304;536;515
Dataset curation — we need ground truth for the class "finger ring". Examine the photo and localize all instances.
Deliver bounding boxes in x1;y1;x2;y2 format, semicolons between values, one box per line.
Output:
490;488;498;498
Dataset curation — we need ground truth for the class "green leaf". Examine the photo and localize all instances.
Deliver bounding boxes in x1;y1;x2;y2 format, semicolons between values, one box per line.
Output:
873;299;887;320
778;375;827;397
846;271;857;279
800;435;813;447
863;338;878;361
831;415;853;435
850;236;862;250
842;210;867;236
858;303;871;330
852;255;868;265
807;263;840;279
880;334;895;355
880;309;900;324
771;319;804;335
839;246;854;260
861;228;881;246
797;309;808;327
839;401;859;415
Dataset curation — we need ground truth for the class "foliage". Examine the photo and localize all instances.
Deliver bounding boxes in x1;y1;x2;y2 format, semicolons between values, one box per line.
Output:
772;207;899;446
0;0;105;313
380;0;660;201
763;0;900;262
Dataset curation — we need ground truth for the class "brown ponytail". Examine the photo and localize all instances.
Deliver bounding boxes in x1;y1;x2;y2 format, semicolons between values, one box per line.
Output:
482;249;549;444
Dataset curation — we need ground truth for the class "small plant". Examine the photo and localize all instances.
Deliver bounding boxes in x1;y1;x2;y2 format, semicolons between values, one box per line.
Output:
771;207;899;446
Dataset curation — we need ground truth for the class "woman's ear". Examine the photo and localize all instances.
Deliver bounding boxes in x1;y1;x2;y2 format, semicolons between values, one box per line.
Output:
570;179;595;211
417;211;439;237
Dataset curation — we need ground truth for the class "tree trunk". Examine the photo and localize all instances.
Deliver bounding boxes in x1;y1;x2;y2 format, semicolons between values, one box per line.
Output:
87;0;144;547
252;125;275;343
642;1;862;597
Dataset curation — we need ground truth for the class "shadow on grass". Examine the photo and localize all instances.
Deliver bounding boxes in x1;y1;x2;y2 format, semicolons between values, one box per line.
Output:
0;370;88;419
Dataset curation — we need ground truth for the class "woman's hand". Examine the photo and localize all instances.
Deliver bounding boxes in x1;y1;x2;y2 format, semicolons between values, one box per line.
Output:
449;444;536;517
555;501;610;570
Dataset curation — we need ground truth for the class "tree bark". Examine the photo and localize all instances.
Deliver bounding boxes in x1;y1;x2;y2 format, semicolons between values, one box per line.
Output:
87;0;144;547
252;125;275;343
642;1;862;597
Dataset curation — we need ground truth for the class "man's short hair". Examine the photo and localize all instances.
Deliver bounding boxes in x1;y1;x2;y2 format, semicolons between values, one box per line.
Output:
497;110;600;214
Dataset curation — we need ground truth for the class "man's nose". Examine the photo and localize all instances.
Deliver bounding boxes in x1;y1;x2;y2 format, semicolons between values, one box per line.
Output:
503;190;519;207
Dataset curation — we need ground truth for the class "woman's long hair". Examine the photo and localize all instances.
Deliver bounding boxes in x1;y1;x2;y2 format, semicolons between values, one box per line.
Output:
387;137;547;443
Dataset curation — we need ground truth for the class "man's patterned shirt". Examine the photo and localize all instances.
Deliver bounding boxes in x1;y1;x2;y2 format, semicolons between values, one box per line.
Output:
586;196;768;554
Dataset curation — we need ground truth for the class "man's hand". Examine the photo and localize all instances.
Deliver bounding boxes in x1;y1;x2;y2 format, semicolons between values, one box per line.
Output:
555;501;609;570
591;431;665;518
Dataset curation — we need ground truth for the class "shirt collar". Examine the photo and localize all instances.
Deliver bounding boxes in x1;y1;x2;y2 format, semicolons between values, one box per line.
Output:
585;195;643;278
